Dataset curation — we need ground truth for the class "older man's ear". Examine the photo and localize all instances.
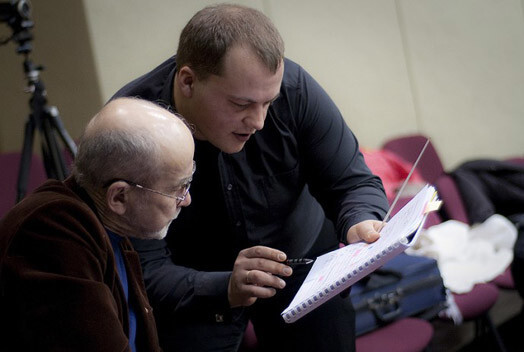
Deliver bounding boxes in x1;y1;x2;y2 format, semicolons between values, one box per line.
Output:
106;181;131;215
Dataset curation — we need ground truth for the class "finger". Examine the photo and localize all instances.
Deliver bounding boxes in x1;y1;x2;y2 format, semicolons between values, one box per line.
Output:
346;220;381;244
242;245;287;262
245;270;286;289
239;246;292;277
243;257;292;277
360;228;380;243
245;270;252;285
244;284;278;299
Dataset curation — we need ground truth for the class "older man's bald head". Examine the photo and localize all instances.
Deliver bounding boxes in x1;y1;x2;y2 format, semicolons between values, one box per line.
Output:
86;98;191;145
73;98;194;190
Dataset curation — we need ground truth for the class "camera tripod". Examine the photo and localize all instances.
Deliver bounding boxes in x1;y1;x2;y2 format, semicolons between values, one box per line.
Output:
16;57;77;201
1;0;77;201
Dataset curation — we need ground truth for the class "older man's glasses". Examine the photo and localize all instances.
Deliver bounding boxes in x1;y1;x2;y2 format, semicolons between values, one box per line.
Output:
124;180;191;206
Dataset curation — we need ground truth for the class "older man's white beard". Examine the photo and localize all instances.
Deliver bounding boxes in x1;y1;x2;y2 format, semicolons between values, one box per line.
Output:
147;220;173;240
124;203;182;240
127;209;179;241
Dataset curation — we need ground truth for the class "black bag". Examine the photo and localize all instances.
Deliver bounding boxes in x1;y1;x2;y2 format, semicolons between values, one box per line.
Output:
350;253;447;336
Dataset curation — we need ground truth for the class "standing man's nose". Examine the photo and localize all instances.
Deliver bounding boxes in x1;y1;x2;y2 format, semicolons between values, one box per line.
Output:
245;104;266;131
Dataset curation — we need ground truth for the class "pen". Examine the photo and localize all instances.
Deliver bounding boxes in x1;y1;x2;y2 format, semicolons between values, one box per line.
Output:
286;258;314;265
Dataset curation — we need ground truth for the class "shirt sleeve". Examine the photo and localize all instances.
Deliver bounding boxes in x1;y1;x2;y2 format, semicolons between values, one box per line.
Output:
286;62;389;242
129;237;233;320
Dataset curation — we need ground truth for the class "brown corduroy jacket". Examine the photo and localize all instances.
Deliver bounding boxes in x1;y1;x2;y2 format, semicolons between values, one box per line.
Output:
0;177;161;351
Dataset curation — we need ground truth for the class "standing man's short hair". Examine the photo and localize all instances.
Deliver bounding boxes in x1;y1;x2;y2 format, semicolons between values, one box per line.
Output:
176;3;285;80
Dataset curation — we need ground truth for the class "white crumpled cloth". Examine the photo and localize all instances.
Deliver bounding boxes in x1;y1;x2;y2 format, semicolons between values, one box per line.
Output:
406;214;517;293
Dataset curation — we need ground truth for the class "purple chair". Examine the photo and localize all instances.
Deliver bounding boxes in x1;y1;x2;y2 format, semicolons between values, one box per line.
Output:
382;135;445;184
240;317;434;352
239;320;258;351
433;174;469;224
452;283;508;351
356;317;434;352
0;152;47;219
384;136;515;290
434;173;515;291
453;283;499;321
506;157;524;167
382;137;509;350
491;266;515;289
430;176;507;350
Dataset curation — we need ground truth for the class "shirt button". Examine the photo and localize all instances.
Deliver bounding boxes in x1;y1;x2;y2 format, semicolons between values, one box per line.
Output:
227;184;233;191
215;314;224;323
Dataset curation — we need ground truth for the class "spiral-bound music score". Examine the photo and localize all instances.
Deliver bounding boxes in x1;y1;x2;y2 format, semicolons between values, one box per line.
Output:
281;184;441;323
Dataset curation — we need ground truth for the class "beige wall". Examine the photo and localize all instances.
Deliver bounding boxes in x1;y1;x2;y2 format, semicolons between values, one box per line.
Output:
1;0;523;171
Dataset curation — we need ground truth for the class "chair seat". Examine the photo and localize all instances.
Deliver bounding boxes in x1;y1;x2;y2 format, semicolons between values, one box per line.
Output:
356;318;434;352
491;267;515;289
240;320;258;351
453;283;499;321
0;152;47;218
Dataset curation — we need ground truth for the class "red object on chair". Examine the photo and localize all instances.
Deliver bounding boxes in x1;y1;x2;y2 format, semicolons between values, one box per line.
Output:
361;147;425;201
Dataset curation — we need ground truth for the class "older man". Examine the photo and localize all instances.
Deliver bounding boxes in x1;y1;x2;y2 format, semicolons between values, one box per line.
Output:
0;98;195;351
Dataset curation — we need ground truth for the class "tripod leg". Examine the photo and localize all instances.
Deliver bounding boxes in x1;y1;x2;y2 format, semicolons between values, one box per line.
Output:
40;142;55;179
48;106;77;158
48;106;77;175
41;117;66;180
17;117;36;202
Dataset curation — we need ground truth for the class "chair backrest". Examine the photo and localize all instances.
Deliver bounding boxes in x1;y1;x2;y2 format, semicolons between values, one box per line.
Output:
0;152;47;219
382;135;444;184
434;174;469;224
382;135;471;224
506;157;524;167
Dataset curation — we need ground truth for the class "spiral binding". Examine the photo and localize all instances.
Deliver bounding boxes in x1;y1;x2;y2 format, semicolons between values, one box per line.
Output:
283;240;400;322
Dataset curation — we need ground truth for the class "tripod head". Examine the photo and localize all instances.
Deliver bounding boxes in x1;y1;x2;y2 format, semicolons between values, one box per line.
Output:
0;0;33;54
0;0;42;89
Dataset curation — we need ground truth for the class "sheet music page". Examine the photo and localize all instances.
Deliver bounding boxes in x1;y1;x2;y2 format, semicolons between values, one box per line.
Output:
285;185;436;310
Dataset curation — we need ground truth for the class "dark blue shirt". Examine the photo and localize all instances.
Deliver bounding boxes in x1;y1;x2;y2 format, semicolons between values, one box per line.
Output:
107;229;137;352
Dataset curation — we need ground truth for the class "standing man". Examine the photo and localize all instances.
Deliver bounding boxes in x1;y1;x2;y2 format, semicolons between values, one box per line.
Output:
0;98;195;351
112;4;389;352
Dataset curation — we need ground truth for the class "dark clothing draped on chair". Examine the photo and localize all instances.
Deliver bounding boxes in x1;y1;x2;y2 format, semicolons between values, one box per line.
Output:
451;159;524;301
450;159;524;224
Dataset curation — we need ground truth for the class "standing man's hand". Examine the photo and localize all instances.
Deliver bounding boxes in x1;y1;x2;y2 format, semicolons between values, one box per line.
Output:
228;246;293;308
346;220;382;244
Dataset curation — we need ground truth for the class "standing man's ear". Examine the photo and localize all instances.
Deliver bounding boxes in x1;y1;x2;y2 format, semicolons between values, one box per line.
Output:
106;181;130;215
176;66;196;98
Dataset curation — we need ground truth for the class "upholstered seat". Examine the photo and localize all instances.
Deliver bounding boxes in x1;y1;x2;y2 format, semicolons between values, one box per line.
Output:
356;317;434;352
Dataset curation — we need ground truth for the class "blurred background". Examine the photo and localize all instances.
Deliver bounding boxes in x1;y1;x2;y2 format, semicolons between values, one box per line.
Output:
1;0;523;171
